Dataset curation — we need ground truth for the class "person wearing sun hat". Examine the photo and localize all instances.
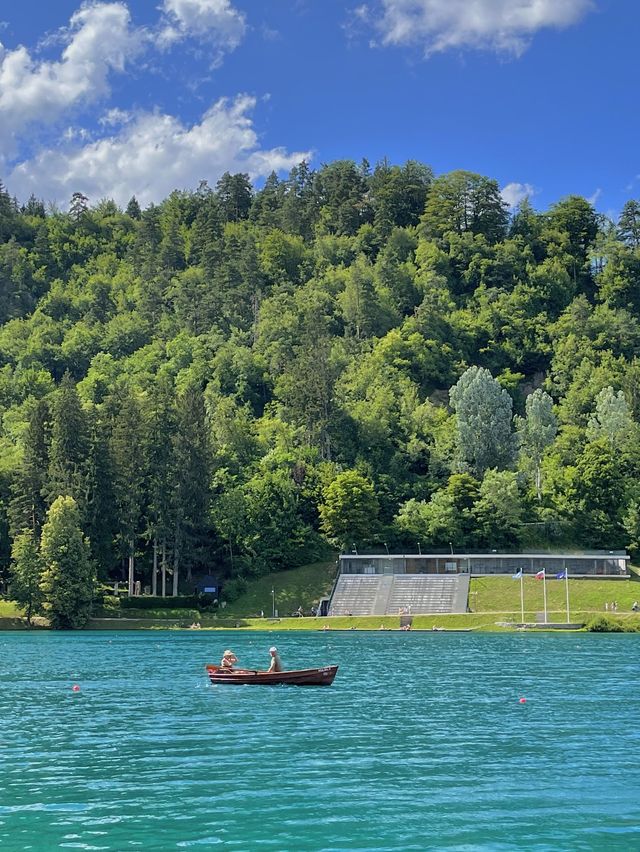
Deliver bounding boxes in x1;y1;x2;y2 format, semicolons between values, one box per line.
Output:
267;646;283;673
220;649;238;670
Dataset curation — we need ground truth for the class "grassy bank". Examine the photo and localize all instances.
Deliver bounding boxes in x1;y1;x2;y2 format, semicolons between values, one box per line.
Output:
219;561;337;618
470;576;639;613
3;565;640;632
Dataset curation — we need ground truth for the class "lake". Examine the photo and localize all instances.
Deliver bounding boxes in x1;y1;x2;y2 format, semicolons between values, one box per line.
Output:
1;630;639;850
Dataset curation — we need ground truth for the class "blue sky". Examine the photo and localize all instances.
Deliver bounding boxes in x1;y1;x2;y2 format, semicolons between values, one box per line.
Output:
0;0;635;215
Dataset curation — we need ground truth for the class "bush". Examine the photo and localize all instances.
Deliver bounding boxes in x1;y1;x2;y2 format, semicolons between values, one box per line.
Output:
587;615;624;632
122;608;201;620
121;595;202;610
101;595;121;614
221;577;248;603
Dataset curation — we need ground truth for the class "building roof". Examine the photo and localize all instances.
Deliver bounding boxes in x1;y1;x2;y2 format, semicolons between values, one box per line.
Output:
340;551;629;561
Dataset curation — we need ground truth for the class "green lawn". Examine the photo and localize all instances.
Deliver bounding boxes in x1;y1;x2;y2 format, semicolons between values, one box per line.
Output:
470;575;639;615
219;561;337;618
0;600;22;617
199;613;515;631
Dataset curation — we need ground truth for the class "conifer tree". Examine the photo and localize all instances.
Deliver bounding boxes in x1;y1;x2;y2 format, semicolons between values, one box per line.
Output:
10;528;44;625
85;414;118;578
47;373;89;514
126;196;142;219
145;380;177;596
172;385;211;592
110;390;146;596
10;398;51;538
40;496;95;628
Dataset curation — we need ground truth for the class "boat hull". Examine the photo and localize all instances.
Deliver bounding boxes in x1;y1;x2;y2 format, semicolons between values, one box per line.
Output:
206;664;338;686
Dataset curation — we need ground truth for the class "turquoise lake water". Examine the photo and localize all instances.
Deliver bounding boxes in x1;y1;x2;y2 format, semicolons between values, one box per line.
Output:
1;630;640;851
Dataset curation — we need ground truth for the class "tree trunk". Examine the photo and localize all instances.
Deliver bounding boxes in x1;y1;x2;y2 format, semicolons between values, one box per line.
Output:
172;547;179;597
128;542;134;597
161;539;166;598
152;536;158;596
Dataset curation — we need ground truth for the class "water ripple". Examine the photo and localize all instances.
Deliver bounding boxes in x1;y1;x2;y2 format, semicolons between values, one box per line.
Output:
1;630;640;850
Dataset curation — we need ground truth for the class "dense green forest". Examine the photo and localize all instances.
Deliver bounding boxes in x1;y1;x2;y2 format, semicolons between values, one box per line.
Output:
2;160;640;621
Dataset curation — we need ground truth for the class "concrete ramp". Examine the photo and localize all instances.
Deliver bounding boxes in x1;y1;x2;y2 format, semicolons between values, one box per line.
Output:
329;574;470;616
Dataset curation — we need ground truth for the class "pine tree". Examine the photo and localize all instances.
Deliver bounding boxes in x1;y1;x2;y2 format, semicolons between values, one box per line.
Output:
69;192;89;222
145;380;177;597
85;414;118;578
172;385;211;592
126;196;142;219
10;529;44;625
110;390;147;596
617;200;640;247
40;496;95;628
47;374;89;514
10;398;51;538
216;172;253;222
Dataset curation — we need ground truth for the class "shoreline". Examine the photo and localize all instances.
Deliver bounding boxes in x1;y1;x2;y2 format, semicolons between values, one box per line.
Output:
4;610;640;633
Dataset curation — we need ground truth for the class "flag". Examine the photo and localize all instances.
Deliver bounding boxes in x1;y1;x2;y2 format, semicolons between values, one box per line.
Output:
512;570;523;579
535;570;545;580
555;571;566;580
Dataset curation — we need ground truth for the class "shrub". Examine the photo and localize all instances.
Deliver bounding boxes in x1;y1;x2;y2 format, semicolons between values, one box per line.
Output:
121;595;201;610
122;608;201;620
101;595;121;614
587;615;624;632
221;577;248;603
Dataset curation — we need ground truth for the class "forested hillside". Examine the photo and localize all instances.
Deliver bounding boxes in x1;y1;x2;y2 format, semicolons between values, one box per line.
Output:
1;160;640;602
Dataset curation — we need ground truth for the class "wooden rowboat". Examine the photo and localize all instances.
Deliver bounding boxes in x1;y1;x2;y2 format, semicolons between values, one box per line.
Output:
205;664;338;686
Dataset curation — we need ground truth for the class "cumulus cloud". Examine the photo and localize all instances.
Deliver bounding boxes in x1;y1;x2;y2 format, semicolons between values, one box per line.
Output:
8;96;311;208
501;181;536;208
370;0;593;55
158;0;246;53
0;2;142;155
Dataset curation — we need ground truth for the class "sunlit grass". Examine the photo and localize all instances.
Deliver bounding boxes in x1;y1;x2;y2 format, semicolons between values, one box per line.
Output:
469;575;639;614
0;600;22;617
219;561;338;618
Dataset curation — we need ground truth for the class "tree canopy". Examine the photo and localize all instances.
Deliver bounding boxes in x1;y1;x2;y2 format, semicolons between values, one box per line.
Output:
1;158;640;607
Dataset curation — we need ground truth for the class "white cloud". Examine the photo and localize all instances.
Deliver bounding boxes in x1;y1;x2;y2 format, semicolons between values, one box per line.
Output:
372;0;593;55
8;96;311;208
0;3;142;155
501;181;536;208
587;187;601;207
158;0;245;53
99;107;132;127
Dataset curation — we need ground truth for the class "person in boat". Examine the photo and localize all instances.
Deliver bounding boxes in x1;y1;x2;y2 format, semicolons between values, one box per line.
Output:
220;649;238;670
267;646;283;673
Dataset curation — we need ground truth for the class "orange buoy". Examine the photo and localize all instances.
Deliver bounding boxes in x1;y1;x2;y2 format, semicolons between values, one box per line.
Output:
72;685;81;692
519;697;526;704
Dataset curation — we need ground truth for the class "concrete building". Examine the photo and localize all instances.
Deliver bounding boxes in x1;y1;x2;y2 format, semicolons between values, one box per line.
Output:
339;551;629;578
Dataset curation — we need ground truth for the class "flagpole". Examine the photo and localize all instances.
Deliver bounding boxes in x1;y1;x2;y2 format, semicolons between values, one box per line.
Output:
543;571;548;624
520;571;524;624
565;570;570;624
